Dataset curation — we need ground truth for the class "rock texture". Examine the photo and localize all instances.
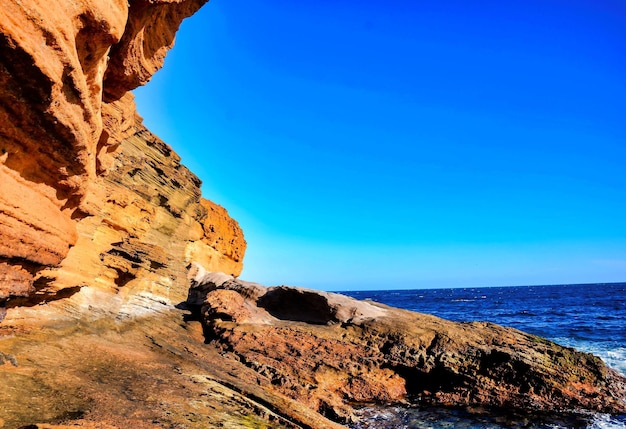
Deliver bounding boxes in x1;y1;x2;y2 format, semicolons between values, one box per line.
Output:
0;0;244;308
186;271;626;424
1;1;626;428
0;301;345;429
2;269;625;428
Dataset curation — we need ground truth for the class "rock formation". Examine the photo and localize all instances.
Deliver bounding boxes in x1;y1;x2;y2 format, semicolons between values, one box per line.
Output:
187;270;626;424
1;1;625;428
0;0;244;311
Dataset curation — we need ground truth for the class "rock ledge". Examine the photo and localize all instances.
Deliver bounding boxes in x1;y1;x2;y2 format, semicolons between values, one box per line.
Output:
187;269;626;424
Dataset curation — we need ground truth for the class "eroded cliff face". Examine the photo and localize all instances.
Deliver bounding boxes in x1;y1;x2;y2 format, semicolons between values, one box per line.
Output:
0;0;244;311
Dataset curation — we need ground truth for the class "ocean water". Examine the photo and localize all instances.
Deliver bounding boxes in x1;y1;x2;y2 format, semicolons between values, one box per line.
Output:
342;283;626;429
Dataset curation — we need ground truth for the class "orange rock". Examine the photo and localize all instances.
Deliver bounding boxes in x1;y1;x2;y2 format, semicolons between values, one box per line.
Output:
186;275;626;424
104;0;209;100
0;0;241;308
203;289;251;322
0;263;33;300
185;199;247;277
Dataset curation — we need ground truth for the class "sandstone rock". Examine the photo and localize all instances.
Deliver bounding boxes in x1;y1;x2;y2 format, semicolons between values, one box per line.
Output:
0;263;35;300
184;199;247;277
0;0;242;309
2;1;625;428
203;289;252;323
0;2;272;426
103;0;209;101
187;263;267;305
38;115;246;313
0;0;129;298
187;274;626;424
0;164;78;300
0;306;345;429
257;285;387;325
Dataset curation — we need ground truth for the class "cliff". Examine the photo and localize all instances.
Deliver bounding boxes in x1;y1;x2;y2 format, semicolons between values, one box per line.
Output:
0;0;244;314
0;1;625;428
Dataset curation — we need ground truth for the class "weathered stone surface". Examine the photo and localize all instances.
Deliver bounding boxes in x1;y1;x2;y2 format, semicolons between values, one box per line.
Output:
0;263;35;300
103;0;209;101
0;0;242;306
2;1;625;428
0;0;129;303
187;273;626;424
0;306;344;429
185;199;247;277
3;268;624;428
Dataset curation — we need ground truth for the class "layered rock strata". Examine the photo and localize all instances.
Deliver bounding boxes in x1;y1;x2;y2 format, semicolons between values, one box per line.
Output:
186;269;626;424
0;0;244;310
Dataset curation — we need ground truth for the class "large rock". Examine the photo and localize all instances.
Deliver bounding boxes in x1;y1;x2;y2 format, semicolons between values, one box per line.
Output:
186;273;626;424
0;0;244;308
0;301;345;429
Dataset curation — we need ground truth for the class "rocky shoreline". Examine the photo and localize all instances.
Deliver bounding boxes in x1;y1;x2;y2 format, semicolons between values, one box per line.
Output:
186;266;626;424
1;1;625;427
1;267;624;428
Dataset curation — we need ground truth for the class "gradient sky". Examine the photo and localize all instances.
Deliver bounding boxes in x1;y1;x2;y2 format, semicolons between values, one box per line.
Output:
134;0;626;291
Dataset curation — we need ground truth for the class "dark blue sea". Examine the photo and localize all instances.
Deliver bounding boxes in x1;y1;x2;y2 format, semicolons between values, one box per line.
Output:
342;283;626;429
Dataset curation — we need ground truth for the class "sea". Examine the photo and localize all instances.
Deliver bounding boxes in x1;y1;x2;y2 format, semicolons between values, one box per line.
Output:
341;282;626;429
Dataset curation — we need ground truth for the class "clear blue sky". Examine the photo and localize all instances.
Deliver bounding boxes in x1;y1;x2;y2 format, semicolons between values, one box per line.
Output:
134;0;626;291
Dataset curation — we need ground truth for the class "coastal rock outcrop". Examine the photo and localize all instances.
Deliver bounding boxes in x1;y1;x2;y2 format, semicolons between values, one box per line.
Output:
186;271;626;424
0;0;244;310
1;1;626;428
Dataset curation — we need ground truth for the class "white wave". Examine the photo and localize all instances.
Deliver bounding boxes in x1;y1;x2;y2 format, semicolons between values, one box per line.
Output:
605;348;626;377
588;413;626;429
548;337;626;377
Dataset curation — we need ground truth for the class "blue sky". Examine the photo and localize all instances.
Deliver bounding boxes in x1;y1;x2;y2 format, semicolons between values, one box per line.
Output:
134;0;626;290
